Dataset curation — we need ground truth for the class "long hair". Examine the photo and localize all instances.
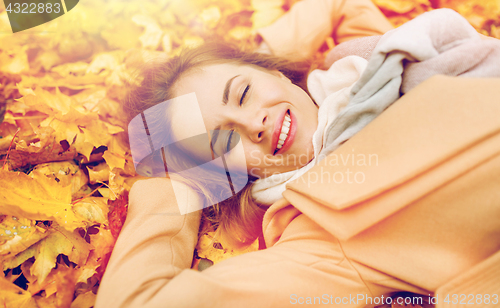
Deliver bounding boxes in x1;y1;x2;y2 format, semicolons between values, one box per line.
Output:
124;41;312;246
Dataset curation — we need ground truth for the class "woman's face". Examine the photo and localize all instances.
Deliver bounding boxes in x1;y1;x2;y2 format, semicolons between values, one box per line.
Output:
170;63;318;179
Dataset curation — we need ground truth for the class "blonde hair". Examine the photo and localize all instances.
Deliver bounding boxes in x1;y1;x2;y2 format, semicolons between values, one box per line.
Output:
124;41;312;246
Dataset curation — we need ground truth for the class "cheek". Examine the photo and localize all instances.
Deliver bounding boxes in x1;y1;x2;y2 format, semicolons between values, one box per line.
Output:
257;80;290;102
242;141;263;169
225;139;252;173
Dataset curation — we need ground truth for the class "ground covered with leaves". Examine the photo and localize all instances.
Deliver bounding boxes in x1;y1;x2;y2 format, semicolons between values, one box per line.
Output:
0;0;498;307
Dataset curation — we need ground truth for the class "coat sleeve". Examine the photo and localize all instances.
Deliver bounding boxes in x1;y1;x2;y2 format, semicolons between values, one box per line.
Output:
94;178;374;308
94;178;202;308
256;0;393;61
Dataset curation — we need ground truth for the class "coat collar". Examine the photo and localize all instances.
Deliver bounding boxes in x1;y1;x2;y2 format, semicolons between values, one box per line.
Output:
264;75;500;241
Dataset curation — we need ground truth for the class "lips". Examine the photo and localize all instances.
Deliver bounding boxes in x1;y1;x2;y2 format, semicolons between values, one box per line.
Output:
272;109;296;155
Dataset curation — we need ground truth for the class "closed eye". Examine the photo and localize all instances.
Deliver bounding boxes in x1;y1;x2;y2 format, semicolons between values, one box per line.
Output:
226;130;234;153
240;84;250;106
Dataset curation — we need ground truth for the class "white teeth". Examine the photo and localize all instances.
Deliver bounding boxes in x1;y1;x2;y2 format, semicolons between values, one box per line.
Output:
275;113;291;152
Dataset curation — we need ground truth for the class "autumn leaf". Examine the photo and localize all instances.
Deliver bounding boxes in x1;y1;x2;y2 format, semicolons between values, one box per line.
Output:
72;197;109;226
195;231;259;266
0;0;496;306
29;161;89;196
70;291;96;308
374;0;430;14
19;87;72;117
132;15;164;50
33;293;57;308
0;46;30;74
107;194;128;239
251;0;285;29
54;263;81;307
0;170;84;231
78;226;115;283
0;275;38;308
3;126;78;170
0;216;48;266
30;224;91;283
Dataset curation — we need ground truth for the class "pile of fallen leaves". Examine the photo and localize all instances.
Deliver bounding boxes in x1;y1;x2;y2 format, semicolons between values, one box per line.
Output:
0;0;498;307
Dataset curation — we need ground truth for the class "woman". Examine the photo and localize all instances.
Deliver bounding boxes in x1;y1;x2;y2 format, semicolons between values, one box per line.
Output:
95;8;500;308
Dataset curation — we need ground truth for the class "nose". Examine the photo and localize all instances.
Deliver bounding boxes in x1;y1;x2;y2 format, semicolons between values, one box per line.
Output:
235;109;268;143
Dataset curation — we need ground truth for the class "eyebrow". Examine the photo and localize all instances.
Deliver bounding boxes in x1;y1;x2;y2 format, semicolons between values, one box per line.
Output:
222;75;240;105
210;74;240;156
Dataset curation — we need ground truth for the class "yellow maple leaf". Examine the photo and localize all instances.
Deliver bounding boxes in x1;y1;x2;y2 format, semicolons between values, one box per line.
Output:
0;275;37;308
30;225;91;283
33;293;57;308
0;46;30;74
132;14;163;50
29;161;89;196
0;170;84;231
102;135;129;171
195;231;258;265
200;6;222;29
19;87;73;117
374;0;430;14
86;163;110;185
72;197;109;225
77;227;115;283
70;291;96;308
0;216;48;265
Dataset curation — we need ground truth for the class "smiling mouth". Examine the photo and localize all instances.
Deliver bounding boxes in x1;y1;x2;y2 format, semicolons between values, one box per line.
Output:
274;110;291;155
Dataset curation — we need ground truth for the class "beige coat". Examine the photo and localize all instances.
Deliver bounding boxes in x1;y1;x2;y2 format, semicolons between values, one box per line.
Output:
95;74;500;308
95;0;499;306
256;0;393;61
